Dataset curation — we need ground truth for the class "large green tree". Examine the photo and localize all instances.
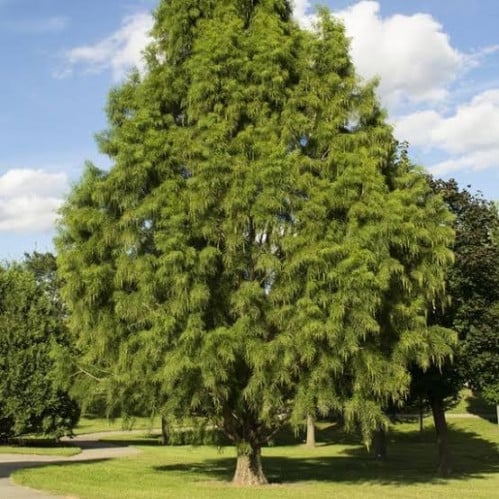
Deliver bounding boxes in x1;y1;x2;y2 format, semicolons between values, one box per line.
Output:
0;253;79;442
56;1;454;484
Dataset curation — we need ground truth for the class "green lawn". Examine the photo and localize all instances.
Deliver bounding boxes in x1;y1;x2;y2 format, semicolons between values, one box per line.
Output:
0;442;80;456
447;389;497;416
13;417;499;499
74;416;160;435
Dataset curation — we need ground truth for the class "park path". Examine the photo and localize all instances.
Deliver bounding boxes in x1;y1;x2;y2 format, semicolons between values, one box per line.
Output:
0;430;149;499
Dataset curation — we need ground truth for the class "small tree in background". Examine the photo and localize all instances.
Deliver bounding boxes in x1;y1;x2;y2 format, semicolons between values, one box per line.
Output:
409;178;499;474
0;253;79;442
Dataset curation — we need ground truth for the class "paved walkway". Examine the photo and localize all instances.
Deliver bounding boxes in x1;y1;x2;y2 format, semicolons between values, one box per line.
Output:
0;431;147;498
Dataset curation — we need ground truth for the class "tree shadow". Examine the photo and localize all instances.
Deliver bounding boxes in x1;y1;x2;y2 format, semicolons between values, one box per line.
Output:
464;393;496;421
153;425;499;485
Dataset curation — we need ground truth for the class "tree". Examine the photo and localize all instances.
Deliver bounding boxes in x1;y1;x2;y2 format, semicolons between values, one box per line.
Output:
0;253;79;442
410;178;499;474
56;1;455;484
439;182;499;412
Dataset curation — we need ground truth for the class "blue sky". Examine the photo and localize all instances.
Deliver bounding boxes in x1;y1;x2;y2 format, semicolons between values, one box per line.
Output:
1;0;498;260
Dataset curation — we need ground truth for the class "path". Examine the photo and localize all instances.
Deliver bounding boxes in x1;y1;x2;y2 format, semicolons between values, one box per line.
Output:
0;430;149;498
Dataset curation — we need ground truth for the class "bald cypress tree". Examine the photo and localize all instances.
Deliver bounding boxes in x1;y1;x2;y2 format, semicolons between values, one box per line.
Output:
57;1;455;484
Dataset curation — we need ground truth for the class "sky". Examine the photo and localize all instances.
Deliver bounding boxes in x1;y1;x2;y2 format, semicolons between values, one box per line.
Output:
1;0;499;261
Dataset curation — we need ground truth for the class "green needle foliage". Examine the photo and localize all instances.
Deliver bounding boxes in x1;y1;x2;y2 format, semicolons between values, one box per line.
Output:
56;0;455;484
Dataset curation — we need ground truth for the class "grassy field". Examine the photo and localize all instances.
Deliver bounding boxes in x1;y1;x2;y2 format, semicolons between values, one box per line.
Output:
0;446;81;457
13;416;499;499
447;389;497;416
74;416;160;435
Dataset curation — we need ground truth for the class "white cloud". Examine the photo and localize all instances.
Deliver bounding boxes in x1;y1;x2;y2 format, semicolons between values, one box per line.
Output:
395;89;499;175
292;0;314;28
0;169;69;233
290;1;464;110
393;110;441;150
431;149;499;176
431;90;499;154
335;1;464;108
64;12;153;80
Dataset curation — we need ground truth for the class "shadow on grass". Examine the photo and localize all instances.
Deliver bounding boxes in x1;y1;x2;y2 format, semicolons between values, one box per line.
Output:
152;425;498;485
464;394;497;421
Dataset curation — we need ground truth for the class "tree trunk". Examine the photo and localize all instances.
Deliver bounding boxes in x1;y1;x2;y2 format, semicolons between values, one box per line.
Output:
419;396;424;433
233;442;268;485
306;414;316;448
161;416;169;445
373;427;387;461
430;394;451;476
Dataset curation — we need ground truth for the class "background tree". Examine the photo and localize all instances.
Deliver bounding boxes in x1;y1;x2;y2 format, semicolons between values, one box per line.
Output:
409;177;499;474
56;0;455;485
0;253;79;442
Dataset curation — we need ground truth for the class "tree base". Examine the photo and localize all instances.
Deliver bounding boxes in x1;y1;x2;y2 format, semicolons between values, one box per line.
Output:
306;414;316;448
373;428;387;461
233;447;268;485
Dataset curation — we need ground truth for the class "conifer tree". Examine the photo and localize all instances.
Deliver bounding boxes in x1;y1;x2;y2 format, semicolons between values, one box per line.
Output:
56;1;455;484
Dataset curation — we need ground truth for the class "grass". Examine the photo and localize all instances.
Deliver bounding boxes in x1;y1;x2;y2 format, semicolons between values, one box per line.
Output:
74;416;160;435
448;389;497;416
13;417;499;499
0;438;80;456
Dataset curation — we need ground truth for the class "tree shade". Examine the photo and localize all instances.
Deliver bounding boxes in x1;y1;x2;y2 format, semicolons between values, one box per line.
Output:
56;1;455;484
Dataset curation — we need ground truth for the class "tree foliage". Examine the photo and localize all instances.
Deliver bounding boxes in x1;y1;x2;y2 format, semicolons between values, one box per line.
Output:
408;178;499;474
430;179;499;405
56;0;455;484
0;253;79;442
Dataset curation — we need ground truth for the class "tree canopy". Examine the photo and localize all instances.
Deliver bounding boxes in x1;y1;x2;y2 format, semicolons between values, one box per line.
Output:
431;179;499;406
0;253;79;441
56;0;455;484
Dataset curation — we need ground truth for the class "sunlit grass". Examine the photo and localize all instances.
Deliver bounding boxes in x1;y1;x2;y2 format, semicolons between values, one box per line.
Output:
0;441;80;456
74;416;160;435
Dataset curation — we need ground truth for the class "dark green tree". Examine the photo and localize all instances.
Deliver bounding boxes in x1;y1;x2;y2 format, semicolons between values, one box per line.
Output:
0;253;79;442
56;1;455;484
410;178;499;474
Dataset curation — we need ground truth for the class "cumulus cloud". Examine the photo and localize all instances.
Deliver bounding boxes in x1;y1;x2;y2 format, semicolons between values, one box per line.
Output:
292;0;314;28
63;12;153;80
0;169;69;232
431;149;499;176
290;1;465;110
335;1;464;108
395;89;499;174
